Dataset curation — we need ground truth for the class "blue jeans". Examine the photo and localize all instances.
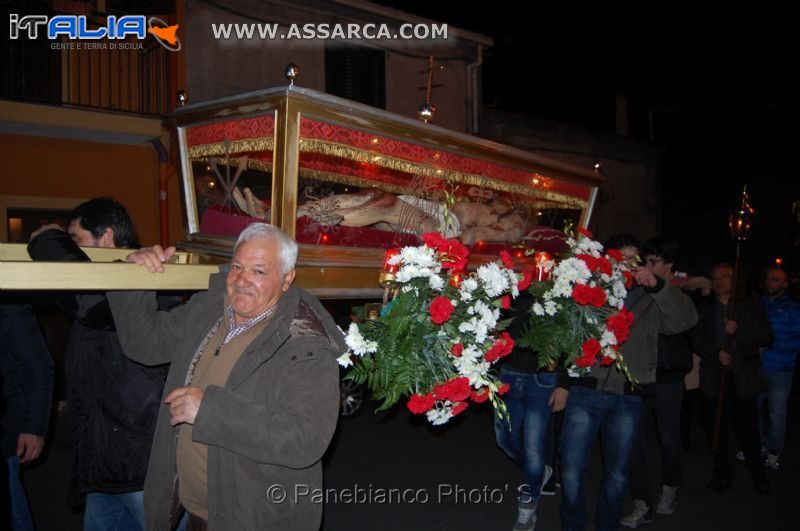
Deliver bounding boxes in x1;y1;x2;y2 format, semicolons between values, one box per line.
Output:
6;455;34;531
758;371;794;455
494;368;556;504
560;386;642;531
84;491;145;531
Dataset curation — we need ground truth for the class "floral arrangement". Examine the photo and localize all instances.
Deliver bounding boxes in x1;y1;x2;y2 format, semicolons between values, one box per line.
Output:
518;228;637;380
337;233;523;425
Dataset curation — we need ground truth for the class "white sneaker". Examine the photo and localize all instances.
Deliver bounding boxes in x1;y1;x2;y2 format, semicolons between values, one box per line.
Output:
513;500;538;531
540;465;554;496
620;499;653;528
766;453;780;470
736;447;767;462
655;485;677;515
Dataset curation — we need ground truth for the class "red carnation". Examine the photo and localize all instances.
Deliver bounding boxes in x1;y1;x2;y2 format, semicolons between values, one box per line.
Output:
441;240;469;271
429;296;454;324
433;377;471;402
575;354;596;368
451;401;469;416
446;377;472;402
470;388;490;403
582;338;602;357
407;393;435;414
596;256;613;275
572;284;607;307
433;377;472;402
607;308;635;343
577;253;597;272
577;253;612;276
498;332;514;354
501;295;511;310
607;249;624;262
623;270;634;288
499;250;515;270
451;343;464;357
600;355;615;367
432;381;450;401
518;269;535;291
423;232;447;249
578;227;593;238
422;233;470;271
485;332;514;362
497;383;510;395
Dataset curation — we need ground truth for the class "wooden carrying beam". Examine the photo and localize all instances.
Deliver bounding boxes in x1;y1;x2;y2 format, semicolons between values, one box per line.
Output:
0;243;197;264
0;260;385;298
0;262;218;291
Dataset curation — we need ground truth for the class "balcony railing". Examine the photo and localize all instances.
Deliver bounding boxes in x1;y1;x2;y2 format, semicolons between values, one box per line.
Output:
1;10;172;117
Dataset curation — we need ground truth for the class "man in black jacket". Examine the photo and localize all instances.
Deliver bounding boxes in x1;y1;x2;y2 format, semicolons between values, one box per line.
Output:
1;301;54;531
622;239;695;527
694;263;772;494
28;198;168;531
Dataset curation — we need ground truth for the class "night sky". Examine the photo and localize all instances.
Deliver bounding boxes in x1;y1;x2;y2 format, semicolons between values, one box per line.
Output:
376;3;800;275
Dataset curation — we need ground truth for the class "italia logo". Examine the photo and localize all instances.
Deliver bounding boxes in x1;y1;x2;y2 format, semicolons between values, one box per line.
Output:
8;14;181;51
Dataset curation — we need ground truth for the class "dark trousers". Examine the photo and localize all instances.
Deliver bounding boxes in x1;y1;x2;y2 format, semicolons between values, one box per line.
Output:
629;379;684;505
186;513;208;531
702;376;765;483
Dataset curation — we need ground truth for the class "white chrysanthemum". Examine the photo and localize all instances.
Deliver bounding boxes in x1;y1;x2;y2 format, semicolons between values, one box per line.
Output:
608;295;618;307
336;353;353;368
454;357;491;386
612;280;627;299
548;257;592;299
505;267;520;297
603;347;618;360
344;323;378;357
428;274;444;291
393;245;441;283
474;300;499;330
474;322;489;344
544;300;558;316
426;408;453;426
567;365;582;377
400;285;419;295
600;329;618;347
396;245;437;268
577;237;604;257
459;277;478;302
477;262;510;297
458;319;476;334
532;302;545;316
395;265;419;283
459;344;482;362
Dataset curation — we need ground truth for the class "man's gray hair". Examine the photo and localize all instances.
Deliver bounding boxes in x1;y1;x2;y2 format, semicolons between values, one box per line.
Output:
234;223;298;275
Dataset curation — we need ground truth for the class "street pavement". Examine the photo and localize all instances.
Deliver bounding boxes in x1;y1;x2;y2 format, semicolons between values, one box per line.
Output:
22;393;797;530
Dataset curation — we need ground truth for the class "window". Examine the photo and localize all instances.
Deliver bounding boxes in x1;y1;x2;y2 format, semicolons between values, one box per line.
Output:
325;44;386;109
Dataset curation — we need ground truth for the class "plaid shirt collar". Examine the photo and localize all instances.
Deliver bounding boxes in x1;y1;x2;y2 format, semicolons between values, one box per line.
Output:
223;303;276;345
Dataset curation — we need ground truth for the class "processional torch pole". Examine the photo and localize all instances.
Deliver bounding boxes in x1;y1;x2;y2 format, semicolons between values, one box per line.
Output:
712;185;756;450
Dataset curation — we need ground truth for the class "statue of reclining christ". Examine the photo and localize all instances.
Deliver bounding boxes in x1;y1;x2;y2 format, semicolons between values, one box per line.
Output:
295;190;527;245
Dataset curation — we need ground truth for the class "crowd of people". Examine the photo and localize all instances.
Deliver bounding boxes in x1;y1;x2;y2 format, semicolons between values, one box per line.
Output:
1;198;798;531
497;234;799;531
